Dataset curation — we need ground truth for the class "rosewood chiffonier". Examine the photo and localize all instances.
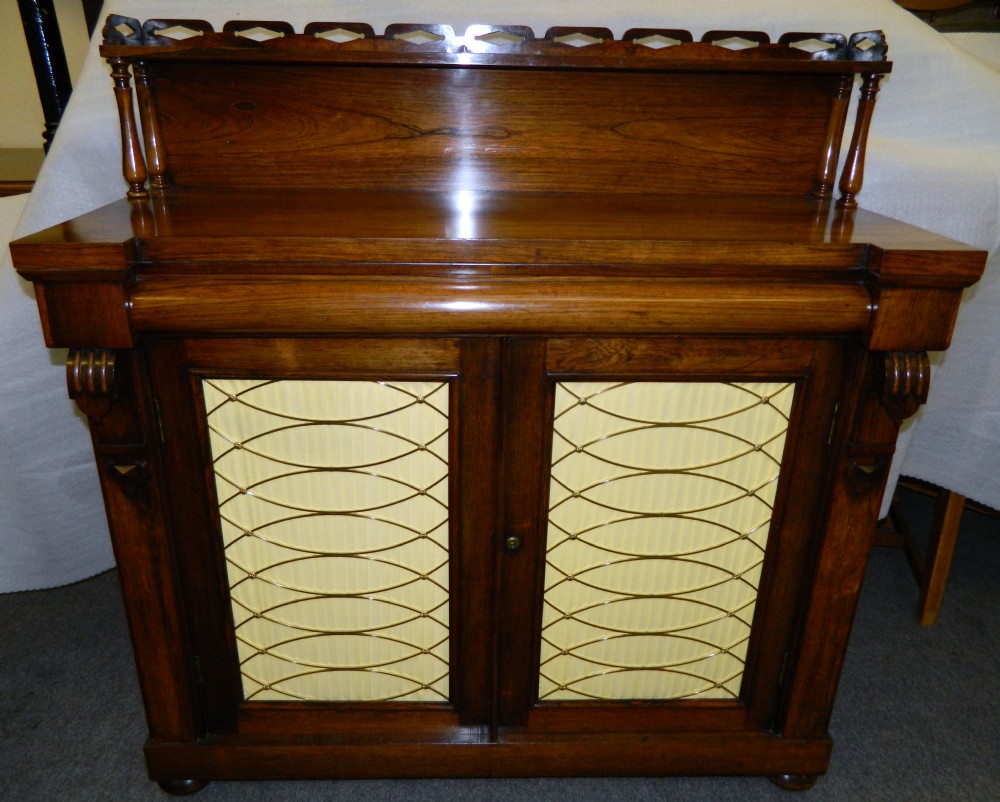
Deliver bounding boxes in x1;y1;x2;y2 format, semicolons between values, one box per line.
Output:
10;18;987;794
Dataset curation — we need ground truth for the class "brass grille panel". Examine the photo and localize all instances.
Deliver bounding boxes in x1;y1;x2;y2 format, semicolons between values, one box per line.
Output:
541;381;795;701
203;379;450;702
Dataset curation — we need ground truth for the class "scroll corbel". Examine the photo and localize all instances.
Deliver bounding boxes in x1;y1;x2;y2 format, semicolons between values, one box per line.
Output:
845;351;930;496
67;349;150;497
879;350;930;424
67;348;123;423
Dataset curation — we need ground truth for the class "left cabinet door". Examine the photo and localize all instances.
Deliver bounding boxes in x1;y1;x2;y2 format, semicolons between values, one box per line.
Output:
145;337;501;744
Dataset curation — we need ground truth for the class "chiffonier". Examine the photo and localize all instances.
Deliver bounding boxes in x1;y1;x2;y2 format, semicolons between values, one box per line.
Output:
10;18;987;794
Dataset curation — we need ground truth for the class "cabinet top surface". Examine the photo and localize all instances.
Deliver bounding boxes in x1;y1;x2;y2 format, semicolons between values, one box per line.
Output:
11;190;986;285
11;190;976;245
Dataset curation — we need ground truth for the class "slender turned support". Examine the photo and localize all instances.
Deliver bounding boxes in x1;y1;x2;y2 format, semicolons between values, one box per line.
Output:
814;75;853;199
133;63;169;190
108;58;149;198
837;73;882;209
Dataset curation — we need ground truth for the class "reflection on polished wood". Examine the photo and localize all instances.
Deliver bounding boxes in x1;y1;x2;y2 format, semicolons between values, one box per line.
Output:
12;190;983;352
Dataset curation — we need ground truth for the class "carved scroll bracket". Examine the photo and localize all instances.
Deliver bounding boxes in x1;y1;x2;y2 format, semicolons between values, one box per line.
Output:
844;350;930;496
67;350;150;497
67;348;123;422
880;350;930;423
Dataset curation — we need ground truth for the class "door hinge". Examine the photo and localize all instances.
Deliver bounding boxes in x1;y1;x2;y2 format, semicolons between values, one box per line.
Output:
777;650;791;691
827;401;841;445
153;397;166;444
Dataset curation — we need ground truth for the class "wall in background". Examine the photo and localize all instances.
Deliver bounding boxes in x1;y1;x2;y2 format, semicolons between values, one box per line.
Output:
1;1;90;149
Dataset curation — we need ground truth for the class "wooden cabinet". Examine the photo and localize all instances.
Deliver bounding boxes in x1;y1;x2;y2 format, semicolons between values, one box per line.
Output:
10;18;987;793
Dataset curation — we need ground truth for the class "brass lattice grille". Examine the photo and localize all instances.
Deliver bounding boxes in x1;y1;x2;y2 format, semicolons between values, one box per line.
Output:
540;381;795;701
203;379;450;702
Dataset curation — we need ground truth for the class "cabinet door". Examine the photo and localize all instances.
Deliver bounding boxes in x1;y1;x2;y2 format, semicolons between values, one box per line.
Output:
494;337;848;740
145;337;500;742
145;333;847;754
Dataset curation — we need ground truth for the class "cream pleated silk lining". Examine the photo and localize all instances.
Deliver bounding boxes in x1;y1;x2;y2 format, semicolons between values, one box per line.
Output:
542;381;794;700
204;379;451;703
203;378;793;704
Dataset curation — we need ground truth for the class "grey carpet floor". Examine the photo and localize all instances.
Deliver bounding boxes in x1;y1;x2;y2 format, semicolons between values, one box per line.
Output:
2;487;998;801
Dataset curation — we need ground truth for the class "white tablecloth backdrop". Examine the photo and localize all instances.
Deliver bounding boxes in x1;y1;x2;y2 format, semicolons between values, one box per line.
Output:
2;0;998;592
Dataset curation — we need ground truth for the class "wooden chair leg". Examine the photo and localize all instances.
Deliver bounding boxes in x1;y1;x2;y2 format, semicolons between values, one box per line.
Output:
876;481;968;625
918;489;965;625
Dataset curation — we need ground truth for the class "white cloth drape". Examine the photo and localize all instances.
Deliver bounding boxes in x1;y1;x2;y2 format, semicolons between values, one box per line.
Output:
2;1;998;591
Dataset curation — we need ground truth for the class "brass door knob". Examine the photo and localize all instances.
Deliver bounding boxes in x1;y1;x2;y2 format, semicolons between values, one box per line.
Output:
504;535;522;552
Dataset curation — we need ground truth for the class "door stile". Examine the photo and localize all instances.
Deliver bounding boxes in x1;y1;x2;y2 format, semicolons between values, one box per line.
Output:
494;338;555;729
452;337;503;728
146;338;246;735
734;339;848;732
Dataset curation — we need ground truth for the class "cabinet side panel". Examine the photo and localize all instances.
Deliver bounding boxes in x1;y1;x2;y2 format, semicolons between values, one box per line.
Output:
540;381;795;701
202;378;451;703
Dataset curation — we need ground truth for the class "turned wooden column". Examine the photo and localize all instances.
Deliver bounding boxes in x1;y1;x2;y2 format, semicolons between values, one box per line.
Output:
108;58;149;198
815;75;853;199
838;73;883;209
133;63;169;190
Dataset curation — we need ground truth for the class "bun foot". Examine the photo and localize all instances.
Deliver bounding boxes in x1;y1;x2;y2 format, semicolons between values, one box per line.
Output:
769;773;818;791
157;779;209;795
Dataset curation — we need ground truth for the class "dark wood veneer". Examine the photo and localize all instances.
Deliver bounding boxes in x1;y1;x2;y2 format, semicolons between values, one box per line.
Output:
9;16;986;793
